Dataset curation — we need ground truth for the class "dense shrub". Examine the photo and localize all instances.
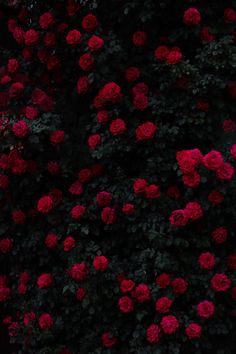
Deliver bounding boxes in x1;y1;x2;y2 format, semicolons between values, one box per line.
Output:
0;0;236;353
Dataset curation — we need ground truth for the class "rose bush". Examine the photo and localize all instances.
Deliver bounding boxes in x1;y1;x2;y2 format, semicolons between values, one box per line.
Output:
0;0;236;353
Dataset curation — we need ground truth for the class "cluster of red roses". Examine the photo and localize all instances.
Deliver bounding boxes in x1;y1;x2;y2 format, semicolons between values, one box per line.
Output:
0;0;236;353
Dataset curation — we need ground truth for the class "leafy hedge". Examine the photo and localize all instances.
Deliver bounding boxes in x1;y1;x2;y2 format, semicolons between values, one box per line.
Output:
0;0;236;353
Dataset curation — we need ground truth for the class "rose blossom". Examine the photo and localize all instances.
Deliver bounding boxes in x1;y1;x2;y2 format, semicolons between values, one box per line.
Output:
169;209;188;227
146;324;161;344
185;323;202;339
93;255;109;271
132;284;151;302
198;252;216;270
155;297;173;313
37;273;53;289
197;300;215;318
211;273;231;292
160;315;179;334
118;296;134;313
38;313;53;330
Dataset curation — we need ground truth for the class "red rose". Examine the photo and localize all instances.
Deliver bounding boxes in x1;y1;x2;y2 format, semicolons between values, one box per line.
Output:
155;273;171;288
50;130;65;144
223;119;236;132
47;161;60;175
66;29;81;45
198;252;216;270
176;150;197;173
133;178;147;194
0;174;9;189
211;227;228;244
185;202;203;221
88;35;104;51
69;262;88;281
101;207;117;224
99;82;122;103
97;110;109;124
18;283;27;295
120;279;135;293
132;31;147;46
101;332;117;348
203;150;224;171
230;144;236;159
224;8;236;23
227;254;236;270
12;120;29;138
145;184;161;199
22;47;33;60
96;191;112;206
109;118;126;136
71;205;86;220
216;162;234;181
23;312;36;326
45;233;58;249
38;313;54;330
118;296;134;313
25;106;38;120
0;287;11;301
132;82;149;96
155;45;169;61
12;210;26;224
201;27;215;42
32;88;53;112
7;58;19;73
185;323;202;339
122;203;135;215
78;168;92;183
37;196;53;214
132;284;151;302
208;190;224;205
136;121;157;141
77;76;90;95
93;255;109;271
50;188;63;205
146;324;161;344
166;50;182;64
44;34;56;50
19;272;30;284
82;14;98;32
171;278;188;295
197;300;215;318
69;180;83;196
169;209;188;227
182;171;201;188
13;27;25;44
63;236;76;252
37;273;53;289
183;8;201;26
24;29;39;46
133;93;148;111
211;273;231;292
78;53;94;71
125;67;140;82
9;82;24;99
0;239;13;254
155;297;173;313
160;315;179;334
8;322;19;337
39;12;54;29
76;287;86;301
88;134;101;149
